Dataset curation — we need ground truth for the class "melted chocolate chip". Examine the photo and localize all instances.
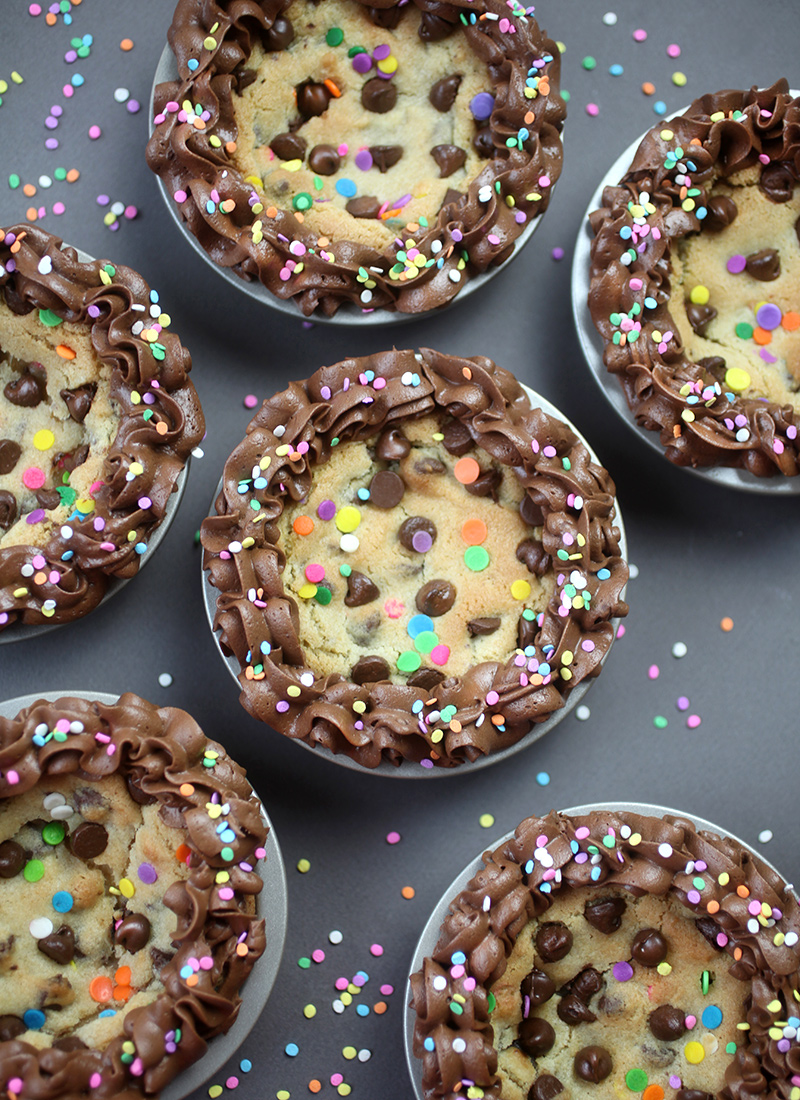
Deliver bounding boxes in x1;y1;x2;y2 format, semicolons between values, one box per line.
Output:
518;614;536;649
703;194;738;232
0;840;26;878
265;15;294;50
369;469;405;508
649;1004;686;1041
583;895;627;934
345;570;380;607
416;579;456;617
745;248;781;281
430;74;462;112
529;1076;563;1100
697;356;727;381
1;490;21;528
368;5;403;28
4;362;47;406
270;132;307;161
557;968;602;1022
676;1091;713;1100
407;668;445;689
517;1017;556;1057
234;67;258;93
415;457;446;476
52;1037;88;1052
597;993;623;1016
521;968;556;1006
431;144;467;178
760;162;795;203
114;913;151;953
467;617;501;637
419;8;456;41
441;420;472;456
574;1045;613;1083
516;538;550;576
68;821;108;860
465;466;501;500
351;655;391;684
558;994;596;1025
695;916;725;951
37;924;75;965
126;772;156;805
346;196;381;219
60;383;96;423
473;125;495;158
631;927;668;966
296;82;331;118
369;145;403;173
36;488;62;511
399;515;436;551
308;144;340;175
536;921;573;962
0;439;22;475
150;946;174;971
375;427;410;460
520;495;545;526
0;1016;25;1041
568;967;603;1000
61;443;89;473
361;78;397;114
686;303;717;337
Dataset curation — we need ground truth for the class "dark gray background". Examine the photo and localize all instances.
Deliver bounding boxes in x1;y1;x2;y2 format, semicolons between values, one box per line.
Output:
1;2;798;1097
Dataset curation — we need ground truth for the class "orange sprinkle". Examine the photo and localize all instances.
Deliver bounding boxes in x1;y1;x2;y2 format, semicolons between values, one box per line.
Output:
155;421;169;436
294;211;305;224
736;884;750;898
46;11;56;23
401;886;415;900
753;326;772;346
120;38;134;51
265;205;278;218
23;183;36;197
56;344;76;360
733;947;743;960
26;207;38;222
524;111;535;125
538;79;550;94
643;1087;664;1100
673;424;681;437
225;140;237;154
113;984;132;1002
373;1001;388;1015
449;720;462;733
720;616;734;632
461;518;487;545
309;1081;322;1094
89;976;113;1003
179;782;195;796
186;973;199;987
236;943;249;957
114;966;132;986
244;667;255;680
66;168;80;182
706;899;720;914
453;456;480;485
175;842;191;863
689;137;703;145
461;366;472;380
642;82;655;95
193;117;206;131
490;714;505;726
323;79;341;98
781;310;800;331
293;515;314;536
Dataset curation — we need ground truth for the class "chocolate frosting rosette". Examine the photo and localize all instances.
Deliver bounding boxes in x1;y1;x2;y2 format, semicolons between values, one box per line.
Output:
582;80;800;481
146;0;566;319
201;348;628;771
0;226;205;634
407;804;800;1100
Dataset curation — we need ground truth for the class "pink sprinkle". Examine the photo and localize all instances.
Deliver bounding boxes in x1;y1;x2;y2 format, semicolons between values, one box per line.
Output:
617;623;626;638
687;714;701;729
225;1077;239;1090
218;886;234;901
450;964;465;979
305;563;324;583
485;690;500;706
586;103;599;116
8;1081;23;1095
335;977;348;990
575;826;590;840
88;124;102;140
670;1077;682;1090
759;153;771;165
337;143;349;156
63;84;73;97
23;466;46;489
330;1075;344;1088
173;189;187;203
430;644;450;666
386;831;401;844
774;440;785;454
311;948;325;963
137;496;152;510
380;983;394;995
370;943;384;957
244;394;257;408
7;770;20;785
89;1073;102;1089
629;278;643;290
633;28;647;41
487;233;500;245
130;1058;143;1077
685;1014;696;1029
648;664;659;680
29;3;42;13
538;175;551;188
666;43;681;57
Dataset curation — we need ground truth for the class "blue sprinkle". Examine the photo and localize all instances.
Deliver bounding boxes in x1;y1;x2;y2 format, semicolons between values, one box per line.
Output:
71;73;84;87
702;1005;723;1029
609;64;624;76
424;1038;435;1052
524;860;534;873
654;100;667;115
24;1010;46;1030
285;1042;299;1057
451;951;466;965
187;58;199;71
536;772;550;786
570;840;580;854
83;34;93;46
240;1059;252;1073
411;373;420;386
254;477;268;490
620;225;632;240
407;614;434;639
540;882;552;893
52;891;74;913
99;1009;117;1017
364;370;375;382
696;207;707;219
335;178;357;198
539;663;551;676
206;200;216;214
60;550;74;561
180;965;193;979
220;829;236;843
590;866;602;881
686;160;697;171
135;542;147;555
597;568;611;580
357;487;370;501
260;640;271;654
644;296;657;309
412;700;424;714
150;289;159;303
33;735;47;747
356;1004;370;1016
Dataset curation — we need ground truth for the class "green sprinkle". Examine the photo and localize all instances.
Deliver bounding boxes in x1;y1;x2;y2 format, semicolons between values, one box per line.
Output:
143;409;153;422
582;56;597;70
726;1042;737;1054
347;45;366;57
24;859;45;883
293;192;313;211
449;1001;463;1016
103;264;115;277
692;876;705;890
42;822;65;846
625;1069;648;1092
39;308;62;327
313;175;324;192
701;970;710;994
522;609;535;621
151;343;166;360
561;89;570;103
220;846;234;862
464;545;490;572
735;322;754;340
314;585;332;605
339;563;352;577
397;650;421;674
653;715;668;729
602;835;615;848
8;173;20;189
54;167;67;181
413;630;438;655
326;27;344;46
562;457;571;471
487;992;496;1012
331;437;339;446
298;957;311;969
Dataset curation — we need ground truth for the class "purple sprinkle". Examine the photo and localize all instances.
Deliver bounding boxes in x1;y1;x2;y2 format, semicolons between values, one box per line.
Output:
320;385;331;400
726;254;746;274
97;194;110;206
373;43;391;60
551;247;565;261
412;531;433;553
88;304;101;318
138;497;153;510
677;696;689;711
317;499;336;521
420;759;434;769
451;228;463;243
612;961;633;982
27;510;46;525
45;116;58;129
469;92;495;120
127;99;141;114
138;863;158;884
276;700;290;713
376;68;393;80
51;105;63;117
756;302;782;331
352;52;372;74
760;348;778;364
64;49;77;63
354;149;373;171
45;138;59;150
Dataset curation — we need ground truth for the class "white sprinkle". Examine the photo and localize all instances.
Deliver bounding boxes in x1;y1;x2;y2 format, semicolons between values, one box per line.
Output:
603;11;617;24
300;672;315;687
114;87;130;103
20;564;34;578
70;721;84;733
43;793;66;810
332;999;345;1014
38;175;53;189
453;1038;467;1053
30;917;54;940
672;642;687;658
158;673;173;688
328;929;343;945
273;425;286;437
50;804;73;820
110;201;125;216
448;269;461;283
620;824;632;839
784;932;798;946
357;1049;371;1063
628;563;639;579
432;976;447;991
758;829;773;844
340;533;359;553
191;446;205;459
576;705;591;721
658;842;673;858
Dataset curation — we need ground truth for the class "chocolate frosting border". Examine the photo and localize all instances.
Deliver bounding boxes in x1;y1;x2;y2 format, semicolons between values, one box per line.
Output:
200;347;628;769
0;225;205;631
146;0;566;318
0;692;268;1100
409;807;800;1100
586;81;800;477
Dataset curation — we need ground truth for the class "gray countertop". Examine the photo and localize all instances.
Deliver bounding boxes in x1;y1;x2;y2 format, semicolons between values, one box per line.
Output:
1;2;799;1097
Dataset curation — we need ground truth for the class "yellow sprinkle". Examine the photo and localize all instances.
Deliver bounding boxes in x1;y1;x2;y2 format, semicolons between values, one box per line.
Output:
510;579;532;600
33;429;55;451
337;1087;351;1097
767;999;782;1013
13;587;29;598
99;268;112;285
689;285;709;305
352;700;366;714
119;878;135;898
377;56;397;74
207;804;222;819
560;668;573;681
275;444;290;456
303;1004;316;1019
718;872;729;885
431;728;443;743
672;71;687;86
629;833;642;846
127;530;137;542
684;1041;705;1064
681;198;696;212
660;129;674;140
215;871;230;884
129;461;144;475
479;813;495;828
790;1089;800;1100
131;392;141;405
0;81;6;94
656;961;673;976
259;456;272;470
203;35;217;49
277;1092;291;1100
297;858;310;873
209;135;221;147
342;1047;357;1060
576;534;586;546
298;583;318;600
340;991;352;1005
736;1023;751;1030
242;537;255;549
287;685;301;698
681;409;696;423
769;1027;784;1040
208;1087;223;1099
11;71;23;84
774;932;786;946
335;506;361;533
561;650;574;665
281;159;303;172
710;111;725;122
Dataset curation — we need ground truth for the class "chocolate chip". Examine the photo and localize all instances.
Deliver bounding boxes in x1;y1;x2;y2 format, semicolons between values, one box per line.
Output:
36;488;62;511
126;772;156;805
309;144;340;175
0;1016;25;1041
114;913;151;953
431;144;467;178
529;1076;563;1100
583;895;626;934
270;132;307;161
369;145;403;172
351;655;391;684
416;580;456;617
4;363;47;406
597;993;624;1015
368;5;403;28
399;516;436;551
0;840;26;878
694;916;725;951
686;302;717;337
516;539;550;576
557;968;601;1022
149;946;174;971
60;383;96;423
68;821;108;859
264;15;294;51
375;427;411;460
407;668;445;689
641;1043;677;1069
415;457;446;475
569;967;603;1001
61;444;89;473
745;248;781;281
520;495;545;526
473;125;495;158
631;927;668;966
296;82;331;118
702;194;737;232
0;439;22;475
467;617;501;637
517;1017;556;1058
558;994;597;1025
430;74;462;112
676;1091;713;1100
649;1004;686;1041
521;967;556;1006
518;614;536;649
419;8;457;41
361;78;396;114
0;490;18;531
574;1046;613;1083
465;466;501;500
369;469;405;508
346;196;381;219
234;67;258;93
345;570;380;607
697;356;727;381
37;924;75;965
536;921;573;962
441;419;472;456
52;1037;88;1052
760;162;795;202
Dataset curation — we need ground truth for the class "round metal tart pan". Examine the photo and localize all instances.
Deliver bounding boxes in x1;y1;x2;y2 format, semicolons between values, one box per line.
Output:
571;95;800;496
403;800;797;1100
0;245;194;645
150;44;554;328
201;381;628;778
0;691;288;1100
